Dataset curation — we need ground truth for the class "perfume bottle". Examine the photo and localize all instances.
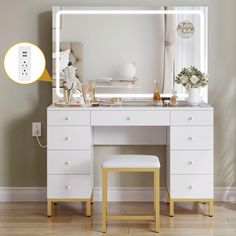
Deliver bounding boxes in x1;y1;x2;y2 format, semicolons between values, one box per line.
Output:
170;90;177;106
91;81;96;103
153;80;161;102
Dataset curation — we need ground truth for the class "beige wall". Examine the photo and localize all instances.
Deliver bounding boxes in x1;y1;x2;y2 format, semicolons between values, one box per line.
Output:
0;0;235;187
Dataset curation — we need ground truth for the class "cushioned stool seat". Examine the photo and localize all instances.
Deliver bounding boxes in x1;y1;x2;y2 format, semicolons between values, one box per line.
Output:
101;154;160;233
102;155;160;168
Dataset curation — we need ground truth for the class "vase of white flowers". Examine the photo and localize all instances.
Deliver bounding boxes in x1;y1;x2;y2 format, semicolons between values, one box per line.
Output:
175;66;208;105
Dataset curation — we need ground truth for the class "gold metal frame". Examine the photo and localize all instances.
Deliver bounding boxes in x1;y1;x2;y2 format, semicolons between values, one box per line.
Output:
47;191;93;217
102;167;160;233
166;189;213;217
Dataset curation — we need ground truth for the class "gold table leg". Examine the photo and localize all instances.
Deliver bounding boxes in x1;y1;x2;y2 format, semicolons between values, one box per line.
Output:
169;200;174;217
47;200;52;217
86;199;91;217
209;200;214;217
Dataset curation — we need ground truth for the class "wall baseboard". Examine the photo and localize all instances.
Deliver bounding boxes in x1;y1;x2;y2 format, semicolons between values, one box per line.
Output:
0;187;235;202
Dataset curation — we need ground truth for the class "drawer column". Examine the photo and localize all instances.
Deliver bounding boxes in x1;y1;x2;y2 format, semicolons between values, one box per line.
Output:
47;109;93;217
168;110;214;217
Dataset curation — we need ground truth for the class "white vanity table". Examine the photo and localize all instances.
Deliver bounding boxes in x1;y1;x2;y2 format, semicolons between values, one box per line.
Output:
47;103;214;217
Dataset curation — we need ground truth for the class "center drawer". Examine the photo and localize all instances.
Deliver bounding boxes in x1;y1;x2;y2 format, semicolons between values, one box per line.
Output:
91;111;170;126
47;151;91;174
47;126;91;150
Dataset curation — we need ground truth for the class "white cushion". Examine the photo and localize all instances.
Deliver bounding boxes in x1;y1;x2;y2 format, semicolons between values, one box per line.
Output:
102;155;160;168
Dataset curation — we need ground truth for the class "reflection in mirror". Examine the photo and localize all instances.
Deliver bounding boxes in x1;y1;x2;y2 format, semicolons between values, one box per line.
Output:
177;21;194;39
52;7;208;103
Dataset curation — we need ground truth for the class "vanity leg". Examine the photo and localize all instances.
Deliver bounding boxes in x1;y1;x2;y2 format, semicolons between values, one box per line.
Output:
47;200;52;217
86;199;91;217
91;191;94;204
166;190;170;204
209;200;213;217
102;168;107;233
169;200;174;217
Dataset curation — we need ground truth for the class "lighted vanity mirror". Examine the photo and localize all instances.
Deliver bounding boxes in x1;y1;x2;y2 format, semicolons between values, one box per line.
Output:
52;7;208;103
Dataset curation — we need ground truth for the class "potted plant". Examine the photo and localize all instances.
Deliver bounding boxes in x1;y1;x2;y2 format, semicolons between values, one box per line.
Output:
175;66;209;105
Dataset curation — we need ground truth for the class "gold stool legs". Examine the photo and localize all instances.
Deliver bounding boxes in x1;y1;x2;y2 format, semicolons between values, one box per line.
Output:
101;168;160;233
154;169;160;233
102;168;108;233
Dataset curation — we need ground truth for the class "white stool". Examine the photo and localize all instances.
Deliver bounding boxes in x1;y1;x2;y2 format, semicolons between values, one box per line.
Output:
101;155;160;233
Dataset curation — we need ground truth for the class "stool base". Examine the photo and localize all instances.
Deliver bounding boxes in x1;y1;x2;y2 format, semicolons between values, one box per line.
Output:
102;168;160;233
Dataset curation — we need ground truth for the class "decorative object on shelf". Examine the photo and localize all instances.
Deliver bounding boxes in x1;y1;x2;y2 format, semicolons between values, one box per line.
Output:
170;90;177;106
119;62;137;84
175;66;208;105
177;21;194;39
153;80;161;102
91;81;96;103
62;62;82;103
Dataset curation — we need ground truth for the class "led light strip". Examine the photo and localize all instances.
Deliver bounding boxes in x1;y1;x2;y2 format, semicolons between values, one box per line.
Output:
56;9;205;98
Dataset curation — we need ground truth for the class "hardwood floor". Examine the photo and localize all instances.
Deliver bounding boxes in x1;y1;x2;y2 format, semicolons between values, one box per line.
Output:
0;201;235;235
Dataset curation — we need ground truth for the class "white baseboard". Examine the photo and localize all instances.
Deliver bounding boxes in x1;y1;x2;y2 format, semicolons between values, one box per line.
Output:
0;187;235;202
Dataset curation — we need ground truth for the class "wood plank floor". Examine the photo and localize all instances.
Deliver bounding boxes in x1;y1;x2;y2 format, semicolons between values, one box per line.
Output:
0;201;235;235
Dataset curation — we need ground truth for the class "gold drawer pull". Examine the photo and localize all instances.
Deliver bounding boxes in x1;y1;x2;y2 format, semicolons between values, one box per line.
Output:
65;185;71;190
126;117;132;121
188;185;193;190
188;137;193;141
188;161;193;165
65;137;71;141
65;117;71;121
188;117;193;121
65;161;71;165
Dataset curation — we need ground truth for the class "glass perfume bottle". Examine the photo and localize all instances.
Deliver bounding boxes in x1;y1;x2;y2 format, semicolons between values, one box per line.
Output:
153;80;161;102
170;90;177;106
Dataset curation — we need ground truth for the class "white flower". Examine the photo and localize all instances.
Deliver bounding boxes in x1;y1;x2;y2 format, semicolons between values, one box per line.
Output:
190;75;199;84
180;75;189;84
186;82;192;89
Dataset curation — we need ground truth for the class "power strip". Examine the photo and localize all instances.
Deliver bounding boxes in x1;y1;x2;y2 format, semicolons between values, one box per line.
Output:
18;46;31;81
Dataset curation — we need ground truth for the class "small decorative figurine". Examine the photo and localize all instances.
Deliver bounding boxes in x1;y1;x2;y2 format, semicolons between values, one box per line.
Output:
63;62;81;103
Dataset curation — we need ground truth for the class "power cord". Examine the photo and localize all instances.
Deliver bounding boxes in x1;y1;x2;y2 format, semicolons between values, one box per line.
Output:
36;136;47;148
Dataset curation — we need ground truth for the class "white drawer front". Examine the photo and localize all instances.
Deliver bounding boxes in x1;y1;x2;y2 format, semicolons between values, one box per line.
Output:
170;126;213;150
91;111;170;126
170;151;213;174
171;111;213;126
48;126;91;150
48;111;90;126
170;175;213;199
48;151;91;174
47;175;92;199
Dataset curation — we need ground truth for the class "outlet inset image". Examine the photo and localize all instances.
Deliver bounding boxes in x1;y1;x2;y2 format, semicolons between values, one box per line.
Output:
4;42;45;84
18;46;31;81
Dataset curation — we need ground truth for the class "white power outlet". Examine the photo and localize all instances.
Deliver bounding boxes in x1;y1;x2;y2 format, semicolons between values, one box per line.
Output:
19;46;31;81
32;122;41;137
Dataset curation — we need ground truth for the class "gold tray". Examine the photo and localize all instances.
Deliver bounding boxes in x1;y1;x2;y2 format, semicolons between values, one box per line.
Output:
54;102;94;107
